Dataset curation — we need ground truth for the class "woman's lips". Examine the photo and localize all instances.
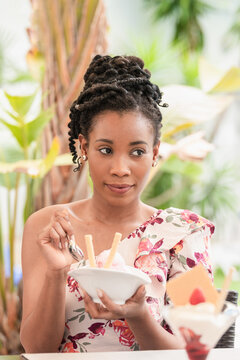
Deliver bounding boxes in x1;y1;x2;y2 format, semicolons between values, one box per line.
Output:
105;184;133;194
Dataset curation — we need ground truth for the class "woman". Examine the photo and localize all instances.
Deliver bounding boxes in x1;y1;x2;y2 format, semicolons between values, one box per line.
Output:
20;55;214;353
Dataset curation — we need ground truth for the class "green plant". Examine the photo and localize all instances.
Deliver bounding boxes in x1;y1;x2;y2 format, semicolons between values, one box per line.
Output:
0;91;58;354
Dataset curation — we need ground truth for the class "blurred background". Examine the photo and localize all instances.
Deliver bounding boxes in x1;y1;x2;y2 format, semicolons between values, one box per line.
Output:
0;0;240;354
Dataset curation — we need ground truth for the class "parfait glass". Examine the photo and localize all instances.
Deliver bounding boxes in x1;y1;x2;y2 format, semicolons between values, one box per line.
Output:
163;302;239;360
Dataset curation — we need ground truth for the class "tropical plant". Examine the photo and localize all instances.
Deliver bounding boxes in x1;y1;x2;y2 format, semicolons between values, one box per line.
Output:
0;91;60;354
28;0;108;209
145;0;214;51
142;59;240;224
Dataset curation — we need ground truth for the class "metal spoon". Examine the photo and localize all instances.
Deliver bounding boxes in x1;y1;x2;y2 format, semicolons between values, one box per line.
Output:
68;234;84;263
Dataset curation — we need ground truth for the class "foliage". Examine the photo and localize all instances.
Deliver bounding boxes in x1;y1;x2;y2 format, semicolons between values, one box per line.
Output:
225;6;240;46
145;0;214;52
0;91;54;293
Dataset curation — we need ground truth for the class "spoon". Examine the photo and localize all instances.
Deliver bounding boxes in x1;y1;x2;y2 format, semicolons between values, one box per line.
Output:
68;234;84;262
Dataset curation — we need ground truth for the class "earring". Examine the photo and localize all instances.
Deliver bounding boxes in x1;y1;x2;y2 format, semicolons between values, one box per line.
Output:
152;160;158;167
82;154;87;161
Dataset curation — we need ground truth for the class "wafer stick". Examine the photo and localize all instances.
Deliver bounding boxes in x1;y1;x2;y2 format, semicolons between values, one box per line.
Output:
84;234;96;267
215;267;235;313
104;232;122;268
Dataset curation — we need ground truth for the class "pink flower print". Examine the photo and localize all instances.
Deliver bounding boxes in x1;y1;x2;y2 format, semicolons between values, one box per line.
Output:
151;216;163;225
68;333;88;349
181;210;200;224
67;276;83;301
151;239;164;252
88;322;105;336
186;258;196;268
206;222;215;234
67;276;79;292
62;342;78;353
138;237;152;252
170;239;184;255
112;320;135;347
194;252;204;262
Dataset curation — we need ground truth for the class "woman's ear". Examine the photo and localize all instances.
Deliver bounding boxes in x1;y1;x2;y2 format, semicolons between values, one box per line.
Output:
153;140;160;161
78;134;88;156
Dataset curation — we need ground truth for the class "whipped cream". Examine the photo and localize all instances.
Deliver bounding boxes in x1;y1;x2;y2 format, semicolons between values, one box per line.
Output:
165;302;237;347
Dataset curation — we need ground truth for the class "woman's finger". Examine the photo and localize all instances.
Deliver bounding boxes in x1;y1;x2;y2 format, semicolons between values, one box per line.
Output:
49;227;61;248
55;216;74;238
83;291;101;319
96;289;124;318
52;221;68;250
129;285;146;303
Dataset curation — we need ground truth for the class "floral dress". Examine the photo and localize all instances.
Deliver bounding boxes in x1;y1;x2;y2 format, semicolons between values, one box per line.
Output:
59;207;215;353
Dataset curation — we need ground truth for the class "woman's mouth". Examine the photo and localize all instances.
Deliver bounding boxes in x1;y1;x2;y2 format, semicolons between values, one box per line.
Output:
105;184;134;194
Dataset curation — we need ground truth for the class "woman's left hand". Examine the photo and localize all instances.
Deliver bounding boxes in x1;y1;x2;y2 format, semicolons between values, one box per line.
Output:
82;285;147;320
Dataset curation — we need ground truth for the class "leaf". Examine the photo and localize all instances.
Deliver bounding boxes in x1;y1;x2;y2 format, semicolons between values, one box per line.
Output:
82;342;91;346
199;57;240;93
166;215;173;222
0;119;24;148
68;315;79;322
54;153;72;166
161;155;202;181
179;255;187;265
73;308;85;313
38;137;60;177
4;91;37;118
79;314;85;322
160;84;233;139
172;223;181;227
210;67;240;93
26;107;53;144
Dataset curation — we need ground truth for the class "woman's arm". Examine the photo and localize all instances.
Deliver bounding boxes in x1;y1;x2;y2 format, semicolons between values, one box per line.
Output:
20;268;68;353
126;307;184;350
82;286;185;350
20;208;74;353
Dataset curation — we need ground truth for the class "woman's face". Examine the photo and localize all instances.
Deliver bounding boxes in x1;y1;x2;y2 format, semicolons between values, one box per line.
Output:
79;110;160;207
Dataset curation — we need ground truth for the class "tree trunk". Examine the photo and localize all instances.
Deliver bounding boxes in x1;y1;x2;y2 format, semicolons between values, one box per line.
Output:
28;0;108;208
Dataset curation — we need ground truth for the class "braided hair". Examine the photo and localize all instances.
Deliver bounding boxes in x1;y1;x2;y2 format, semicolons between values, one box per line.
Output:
68;54;167;167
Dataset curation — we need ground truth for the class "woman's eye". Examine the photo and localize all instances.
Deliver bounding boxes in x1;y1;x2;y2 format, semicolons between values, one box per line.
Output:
99;147;112;155
131;149;145;156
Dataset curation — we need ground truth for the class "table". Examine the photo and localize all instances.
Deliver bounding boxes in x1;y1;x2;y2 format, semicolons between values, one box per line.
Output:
1;348;240;360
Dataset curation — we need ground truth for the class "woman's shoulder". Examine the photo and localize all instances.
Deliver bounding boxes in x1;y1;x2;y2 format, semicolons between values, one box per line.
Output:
158;207;215;235
25;203;70;229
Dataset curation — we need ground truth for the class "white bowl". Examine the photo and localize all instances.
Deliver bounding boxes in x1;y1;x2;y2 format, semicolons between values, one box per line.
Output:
68;266;151;304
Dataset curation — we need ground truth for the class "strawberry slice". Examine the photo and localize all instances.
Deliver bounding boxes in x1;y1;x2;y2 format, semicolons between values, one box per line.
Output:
189;288;206;305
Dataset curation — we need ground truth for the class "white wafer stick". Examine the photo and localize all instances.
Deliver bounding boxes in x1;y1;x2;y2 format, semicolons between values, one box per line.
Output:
84;234;96;267
104;232;122;268
215;267;235;313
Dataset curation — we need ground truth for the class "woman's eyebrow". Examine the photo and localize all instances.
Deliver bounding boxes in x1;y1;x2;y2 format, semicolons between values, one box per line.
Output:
95;138;113;144
129;141;148;146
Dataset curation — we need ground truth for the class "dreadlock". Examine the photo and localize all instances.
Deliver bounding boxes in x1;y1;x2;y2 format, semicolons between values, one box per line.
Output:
68;54;167;166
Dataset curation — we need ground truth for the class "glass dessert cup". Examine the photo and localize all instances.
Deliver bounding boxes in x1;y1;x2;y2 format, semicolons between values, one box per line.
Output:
163;302;239;360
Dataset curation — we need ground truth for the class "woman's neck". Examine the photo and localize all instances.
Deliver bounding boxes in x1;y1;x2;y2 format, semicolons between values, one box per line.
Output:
87;193;144;225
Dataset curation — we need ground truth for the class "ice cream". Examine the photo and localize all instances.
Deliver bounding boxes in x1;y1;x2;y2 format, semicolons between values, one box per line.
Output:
165;297;236;350
96;250;127;271
163;264;239;360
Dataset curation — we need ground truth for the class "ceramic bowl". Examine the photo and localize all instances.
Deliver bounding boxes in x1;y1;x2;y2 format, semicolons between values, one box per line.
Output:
68;266;151;304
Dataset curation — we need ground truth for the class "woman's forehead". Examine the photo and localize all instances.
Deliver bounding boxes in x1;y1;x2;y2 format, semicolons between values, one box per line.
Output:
90;110;154;138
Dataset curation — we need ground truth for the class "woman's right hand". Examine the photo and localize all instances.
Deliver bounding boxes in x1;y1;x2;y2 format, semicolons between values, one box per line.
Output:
37;209;74;271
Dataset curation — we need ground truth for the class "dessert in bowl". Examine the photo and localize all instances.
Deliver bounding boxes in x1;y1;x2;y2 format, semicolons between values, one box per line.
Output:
163;264;240;360
163;300;239;359
68;233;151;304
68;262;151;304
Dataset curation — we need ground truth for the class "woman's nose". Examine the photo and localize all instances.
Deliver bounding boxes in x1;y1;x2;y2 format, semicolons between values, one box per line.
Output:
110;157;131;177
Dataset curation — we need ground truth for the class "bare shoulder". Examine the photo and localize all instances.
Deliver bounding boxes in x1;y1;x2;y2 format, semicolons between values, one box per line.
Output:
24;203;68;231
